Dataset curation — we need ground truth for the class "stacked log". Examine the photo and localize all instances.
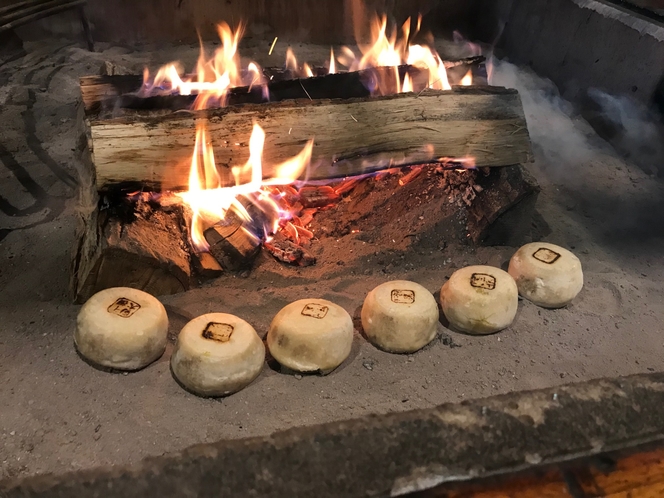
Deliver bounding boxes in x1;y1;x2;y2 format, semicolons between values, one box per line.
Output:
71;61;536;302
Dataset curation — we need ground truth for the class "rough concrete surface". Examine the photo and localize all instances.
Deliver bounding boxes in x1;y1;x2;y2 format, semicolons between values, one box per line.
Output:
1;38;664;483
500;0;664;106
4;373;664;497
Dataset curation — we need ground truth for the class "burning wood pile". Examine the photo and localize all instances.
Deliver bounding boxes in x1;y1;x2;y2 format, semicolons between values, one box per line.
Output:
71;15;536;303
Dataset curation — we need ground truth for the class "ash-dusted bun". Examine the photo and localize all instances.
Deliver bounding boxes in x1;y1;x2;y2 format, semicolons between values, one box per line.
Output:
171;313;265;397
509;242;583;308
75;287;168;371
267;299;353;374
362;280;438;353
440;266;518;335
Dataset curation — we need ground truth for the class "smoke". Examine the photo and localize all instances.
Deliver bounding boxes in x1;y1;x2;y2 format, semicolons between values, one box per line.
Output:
584;88;664;176
489;59;598;173
486;57;664;245
488;57;664;177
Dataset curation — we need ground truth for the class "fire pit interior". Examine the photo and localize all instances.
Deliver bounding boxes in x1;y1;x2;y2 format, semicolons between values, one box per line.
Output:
1;0;664;484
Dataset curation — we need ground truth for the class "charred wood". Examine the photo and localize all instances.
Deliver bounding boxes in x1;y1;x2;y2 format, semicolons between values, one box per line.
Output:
264;235;317;267
70;200;192;303
204;218;262;271
310;164;539;247
299;186;341;208
79;57;485;115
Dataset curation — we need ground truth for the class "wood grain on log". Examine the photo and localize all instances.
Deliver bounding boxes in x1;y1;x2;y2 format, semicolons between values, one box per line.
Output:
192;252;223;279
84;86;532;192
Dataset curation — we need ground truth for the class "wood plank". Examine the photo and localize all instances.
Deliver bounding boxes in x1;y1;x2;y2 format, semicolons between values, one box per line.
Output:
418;445;664;498
87;86;532;192
573;448;664;496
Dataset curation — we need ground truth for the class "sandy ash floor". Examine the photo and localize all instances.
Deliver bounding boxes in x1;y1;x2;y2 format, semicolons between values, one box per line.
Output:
1;38;663;480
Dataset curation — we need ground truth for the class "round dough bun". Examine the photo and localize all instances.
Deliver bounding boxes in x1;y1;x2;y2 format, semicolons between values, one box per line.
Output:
361;280;439;353
171;313;265;397
75;287;169;371
440;266;518;335
508;242;583;308
267;299;353;373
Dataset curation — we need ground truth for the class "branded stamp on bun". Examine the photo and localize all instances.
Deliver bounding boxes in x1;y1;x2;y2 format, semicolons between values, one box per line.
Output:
107;297;141;318
391;289;415;304
202;322;235;342
470;273;496;290
533;248;561;265
301;303;329;319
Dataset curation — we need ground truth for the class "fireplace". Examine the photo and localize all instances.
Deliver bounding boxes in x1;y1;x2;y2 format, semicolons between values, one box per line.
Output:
70;16;537;302
1;0;664;491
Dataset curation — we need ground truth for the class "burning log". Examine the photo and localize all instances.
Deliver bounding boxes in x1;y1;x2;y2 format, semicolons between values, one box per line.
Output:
310;164;540;247
204;219;262;271
80;86;532;192
80;65;429;116
70;200;192;304
299;186;341;208
79;58;484;115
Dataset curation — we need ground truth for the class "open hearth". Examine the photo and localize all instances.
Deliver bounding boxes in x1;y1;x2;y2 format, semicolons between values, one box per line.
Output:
1;0;664;490
70;18;535;302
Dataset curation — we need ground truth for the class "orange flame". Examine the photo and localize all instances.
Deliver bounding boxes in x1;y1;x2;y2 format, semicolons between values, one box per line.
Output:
143;22;267;108
335;14;453;94
178;122;314;251
402;73;413;93
460;70;473;86
285;47;299;74
285;47;316;78
144;14;478;253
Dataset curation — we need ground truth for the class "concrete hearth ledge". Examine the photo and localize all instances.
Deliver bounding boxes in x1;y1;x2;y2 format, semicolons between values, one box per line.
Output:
3;373;664;497
573;0;664;40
